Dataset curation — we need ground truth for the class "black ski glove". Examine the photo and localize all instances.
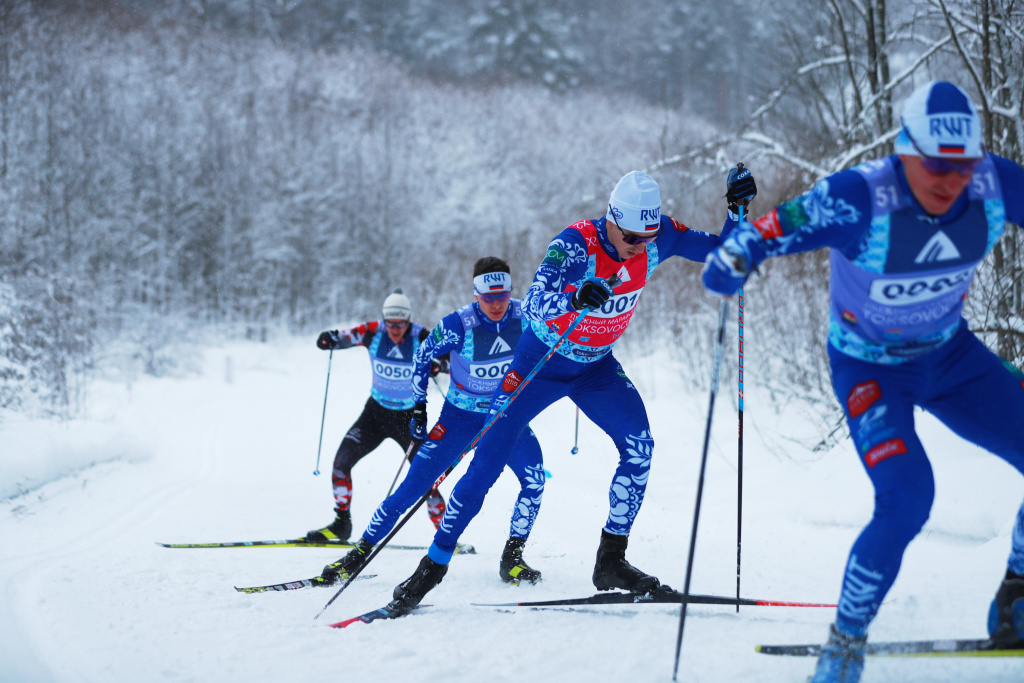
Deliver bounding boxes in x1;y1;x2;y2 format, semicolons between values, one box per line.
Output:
725;163;757;214
430;358;450;377
409;402;428;441
317;330;341;350
571;277;615;311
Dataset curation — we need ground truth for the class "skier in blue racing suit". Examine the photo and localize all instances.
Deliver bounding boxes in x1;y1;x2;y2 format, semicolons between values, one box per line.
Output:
380;170;722;613
320;257;547;585
702;81;1024;683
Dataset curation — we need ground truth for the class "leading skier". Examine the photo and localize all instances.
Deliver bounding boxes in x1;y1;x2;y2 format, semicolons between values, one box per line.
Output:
702;81;1024;682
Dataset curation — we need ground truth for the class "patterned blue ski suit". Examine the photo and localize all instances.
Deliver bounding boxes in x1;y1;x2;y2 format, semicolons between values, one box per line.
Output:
716;153;1024;636
359;300;545;546
426;216;719;564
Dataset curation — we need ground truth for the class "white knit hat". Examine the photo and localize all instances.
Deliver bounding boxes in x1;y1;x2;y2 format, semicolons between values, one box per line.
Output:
605;171;662;235
382;288;411;321
894;81;983;159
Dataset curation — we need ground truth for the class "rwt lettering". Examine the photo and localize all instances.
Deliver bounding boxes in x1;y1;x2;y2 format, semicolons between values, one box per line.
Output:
639;208;660;222
929;115;972;139
483;273;503;283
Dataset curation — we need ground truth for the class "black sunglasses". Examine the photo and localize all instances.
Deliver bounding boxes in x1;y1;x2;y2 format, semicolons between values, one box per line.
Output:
608;209;659;245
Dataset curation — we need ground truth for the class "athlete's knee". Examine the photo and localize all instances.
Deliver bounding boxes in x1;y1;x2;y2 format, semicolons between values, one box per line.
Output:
615;429;654;468
873;479;934;542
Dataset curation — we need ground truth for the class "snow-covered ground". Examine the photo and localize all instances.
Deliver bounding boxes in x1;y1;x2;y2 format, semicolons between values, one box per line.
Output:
2;335;1022;682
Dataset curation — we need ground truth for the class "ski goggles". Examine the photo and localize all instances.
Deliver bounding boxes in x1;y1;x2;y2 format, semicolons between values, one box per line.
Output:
610;215;659;245
477;291;511;304
384;319;409;329
903;128;984;176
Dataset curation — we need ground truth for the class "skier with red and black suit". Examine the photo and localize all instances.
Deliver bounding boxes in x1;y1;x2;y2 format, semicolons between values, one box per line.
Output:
381;170;724;614
305;289;447;544
703;81;1024;683
320;257;547;586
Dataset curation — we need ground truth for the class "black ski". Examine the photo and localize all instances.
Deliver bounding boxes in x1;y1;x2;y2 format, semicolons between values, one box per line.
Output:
234;573;377;594
156;539;476;554
757;638;1024;657
472;587;835;609
328;604;429;628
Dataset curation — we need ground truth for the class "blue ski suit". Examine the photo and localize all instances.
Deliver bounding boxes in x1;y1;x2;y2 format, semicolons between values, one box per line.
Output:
711;153;1024;636
359;300;545;546
426;216;720;564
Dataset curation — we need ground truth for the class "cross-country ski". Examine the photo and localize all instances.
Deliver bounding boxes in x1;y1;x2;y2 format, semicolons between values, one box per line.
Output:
155;539;476;553
234;574;376;594
756;638;1024;657
472;588;836;609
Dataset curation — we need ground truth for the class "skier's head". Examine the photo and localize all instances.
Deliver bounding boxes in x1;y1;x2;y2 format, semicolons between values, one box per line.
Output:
606;171;661;260
473;256;512;322
895;81;985;216
382;288;411;342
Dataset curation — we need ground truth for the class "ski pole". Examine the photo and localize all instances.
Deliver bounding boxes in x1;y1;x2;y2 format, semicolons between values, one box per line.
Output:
315;276;620;620
737;203;745;613
385;440;418;498
571;405;580;454
312;349;334;476
672;298;730;680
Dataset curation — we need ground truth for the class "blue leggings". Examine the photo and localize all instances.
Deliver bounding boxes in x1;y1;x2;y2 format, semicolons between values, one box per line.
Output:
828;323;1024;635
360;402;544;545
428;349;654;564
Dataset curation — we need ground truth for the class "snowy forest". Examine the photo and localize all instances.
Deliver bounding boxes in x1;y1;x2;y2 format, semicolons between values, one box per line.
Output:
1;0;1023;437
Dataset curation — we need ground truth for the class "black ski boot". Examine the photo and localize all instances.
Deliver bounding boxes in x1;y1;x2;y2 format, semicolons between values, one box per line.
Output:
305;509;352;543
592;530;660;593
387;555;448;616
321;537;373;584
988;568;1024;646
499;537;542;585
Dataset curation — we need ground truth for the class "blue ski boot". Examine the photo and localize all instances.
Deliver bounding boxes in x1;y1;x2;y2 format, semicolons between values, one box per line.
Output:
988;569;1024;646
809;623;866;683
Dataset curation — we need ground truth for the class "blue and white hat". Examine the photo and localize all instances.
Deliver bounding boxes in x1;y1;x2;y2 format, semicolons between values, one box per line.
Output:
605;171;662;235
895;81;983;159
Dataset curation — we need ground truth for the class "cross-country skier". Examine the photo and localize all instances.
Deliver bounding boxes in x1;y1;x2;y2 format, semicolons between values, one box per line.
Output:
380;170;724;613
320;257;547;585
702;81;1024;683
305;289;447;543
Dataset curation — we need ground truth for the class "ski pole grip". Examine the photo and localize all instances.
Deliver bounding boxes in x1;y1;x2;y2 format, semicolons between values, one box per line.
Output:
605;274;622;289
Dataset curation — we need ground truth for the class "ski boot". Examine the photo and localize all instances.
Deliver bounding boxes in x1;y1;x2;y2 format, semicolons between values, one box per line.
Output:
305;509;352;544
499;537;542;585
988;569;1024;646
592;530;660;593
321;537;373;584
809;623;866;683
387;555;448;616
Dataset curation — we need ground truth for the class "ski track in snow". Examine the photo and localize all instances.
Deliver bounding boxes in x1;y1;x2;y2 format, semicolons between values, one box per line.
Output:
1;337;1022;682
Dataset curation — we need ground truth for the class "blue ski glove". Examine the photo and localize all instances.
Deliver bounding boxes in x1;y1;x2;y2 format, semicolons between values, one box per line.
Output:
725;163;757;214
409;402;428;441
571;277;615;311
702;246;751;297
